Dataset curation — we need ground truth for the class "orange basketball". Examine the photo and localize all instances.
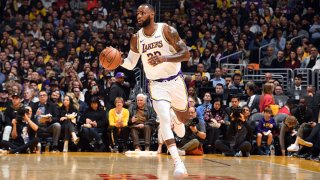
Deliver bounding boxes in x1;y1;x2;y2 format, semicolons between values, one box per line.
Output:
99;47;122;70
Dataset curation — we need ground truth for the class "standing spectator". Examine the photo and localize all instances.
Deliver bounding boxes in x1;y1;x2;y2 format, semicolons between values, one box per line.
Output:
259;83;275;112
128;94;156;151
245;81;260;114
107;72;130;110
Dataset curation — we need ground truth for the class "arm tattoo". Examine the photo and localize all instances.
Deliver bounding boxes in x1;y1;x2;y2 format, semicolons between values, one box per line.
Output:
168;27;188;53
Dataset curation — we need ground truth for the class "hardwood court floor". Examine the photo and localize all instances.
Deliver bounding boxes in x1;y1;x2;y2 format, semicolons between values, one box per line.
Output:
0;152;319;179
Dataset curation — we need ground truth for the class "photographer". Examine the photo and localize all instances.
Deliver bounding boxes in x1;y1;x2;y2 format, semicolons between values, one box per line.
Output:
215;106;252;157
176;107;206;155
1;106;39;154
224;95;242;125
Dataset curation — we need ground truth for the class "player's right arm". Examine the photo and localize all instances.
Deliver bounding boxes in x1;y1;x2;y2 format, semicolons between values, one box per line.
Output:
121;34;141;70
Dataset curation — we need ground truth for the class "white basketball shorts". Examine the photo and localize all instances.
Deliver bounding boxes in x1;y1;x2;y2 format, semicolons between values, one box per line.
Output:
148;74;188;112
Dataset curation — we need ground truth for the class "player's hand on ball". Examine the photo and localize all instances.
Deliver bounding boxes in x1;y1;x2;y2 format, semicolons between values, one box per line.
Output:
148;55;166;66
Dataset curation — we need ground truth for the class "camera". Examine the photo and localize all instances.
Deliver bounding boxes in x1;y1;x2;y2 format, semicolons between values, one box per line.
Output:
186;118;199;127
15;107;30;123
231;108;242;120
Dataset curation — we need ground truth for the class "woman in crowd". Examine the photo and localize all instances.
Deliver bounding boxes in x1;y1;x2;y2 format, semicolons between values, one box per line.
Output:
59;95;79;152
205;98;226;153
108;97;130;152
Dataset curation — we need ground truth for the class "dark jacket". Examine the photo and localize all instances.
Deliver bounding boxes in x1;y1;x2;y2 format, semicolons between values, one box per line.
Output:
4;104;23;126
79;108;107;128
128;103;157;127
31;101;59;125
227;120;252;149
247;95;260;114
107;82;128;110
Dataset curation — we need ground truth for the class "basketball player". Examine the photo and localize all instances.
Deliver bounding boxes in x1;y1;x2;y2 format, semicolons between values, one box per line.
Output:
120;4;190;178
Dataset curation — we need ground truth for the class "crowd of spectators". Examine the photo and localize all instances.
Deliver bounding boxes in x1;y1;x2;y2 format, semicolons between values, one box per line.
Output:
0;0;320;161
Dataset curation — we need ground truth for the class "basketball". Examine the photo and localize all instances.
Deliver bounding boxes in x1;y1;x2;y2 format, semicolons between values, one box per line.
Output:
99;47;122;70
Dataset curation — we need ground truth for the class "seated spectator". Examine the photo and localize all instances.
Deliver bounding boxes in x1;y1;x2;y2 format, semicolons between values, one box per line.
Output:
212;83;227;102
210;67;226;88
288;74;306;101
274;85;289;107
187;87;201;106
205;98;226;153
270;30;286;53
3;93;23;141
260;46;276;68
215;105;252;157
59;95;79;152
108;97;130;152
193;63;210;80
271;50;286;68
224;95;241;124
228;73;244;94
1;106;39;154
32;91;61;152
128;94;156;151
301;46;320;68
176;107;206;155
79;96;106;152
196;92;212;119
256;107;276;155
279;116;299;156
199;48;216;73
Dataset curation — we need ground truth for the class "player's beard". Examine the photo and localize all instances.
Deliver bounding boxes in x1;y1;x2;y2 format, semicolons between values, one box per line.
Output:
140;16;151;27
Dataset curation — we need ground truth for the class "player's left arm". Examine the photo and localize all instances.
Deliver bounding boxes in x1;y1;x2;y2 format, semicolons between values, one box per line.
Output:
148;24;190;66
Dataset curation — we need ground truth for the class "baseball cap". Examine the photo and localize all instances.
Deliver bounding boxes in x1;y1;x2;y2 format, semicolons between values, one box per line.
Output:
12;92;21;98
115;72;126;78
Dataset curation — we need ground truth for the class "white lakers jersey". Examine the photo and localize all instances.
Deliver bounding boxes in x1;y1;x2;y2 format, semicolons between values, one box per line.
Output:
137;23;180;80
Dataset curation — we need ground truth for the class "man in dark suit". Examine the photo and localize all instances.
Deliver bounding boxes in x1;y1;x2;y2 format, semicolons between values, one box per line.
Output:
245;81;260;114
287;74;307;103
31;91;60;152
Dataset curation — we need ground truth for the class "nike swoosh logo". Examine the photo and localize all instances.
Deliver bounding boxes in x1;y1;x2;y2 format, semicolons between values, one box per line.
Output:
140;39;145;43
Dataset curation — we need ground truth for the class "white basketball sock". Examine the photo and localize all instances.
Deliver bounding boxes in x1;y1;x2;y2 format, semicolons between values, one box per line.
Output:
168;145;182;165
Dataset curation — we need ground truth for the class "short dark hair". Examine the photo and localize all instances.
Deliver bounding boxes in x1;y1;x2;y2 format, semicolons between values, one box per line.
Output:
232;73;242;80
295;74;303;79
140;3;155;12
